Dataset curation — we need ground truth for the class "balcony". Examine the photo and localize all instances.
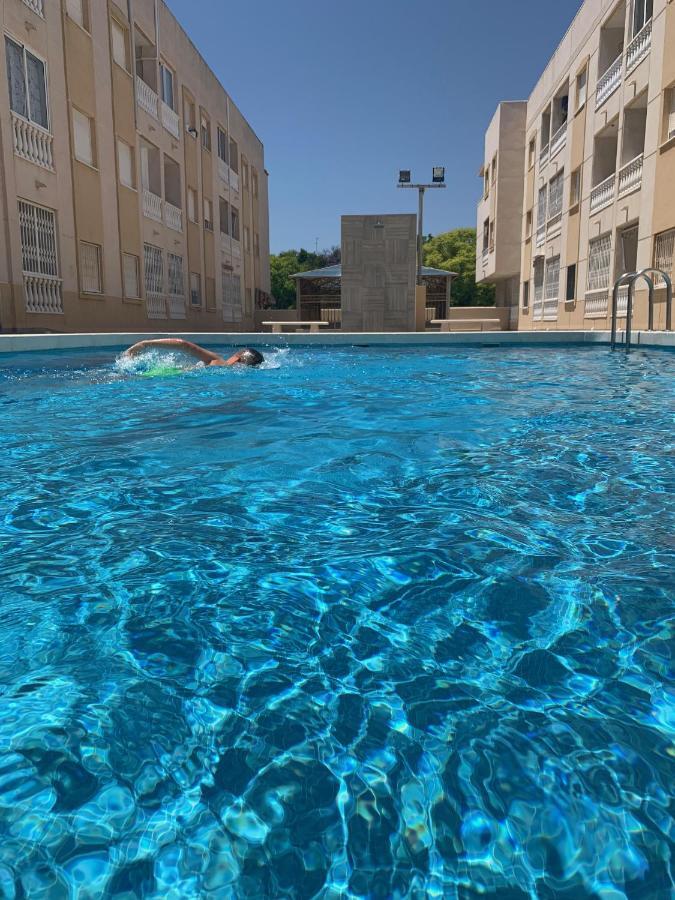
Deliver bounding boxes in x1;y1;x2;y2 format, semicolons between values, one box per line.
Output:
11;112;54;171
617;153;643;198
146;293;166;319
164;201;182;232
168;295;186;319
230;170;240;193
136;79;158;119
543;298;558;320
626;21;652;74
596;55;623;109
21;0;44;15
536;223;546;248
24;274;62;314
218;158;229;183
161;102;180;139
540;142;549;166
549;122;567;159
584;289;609;317
546;212;562;240
590;174;615;213
142;189;162;222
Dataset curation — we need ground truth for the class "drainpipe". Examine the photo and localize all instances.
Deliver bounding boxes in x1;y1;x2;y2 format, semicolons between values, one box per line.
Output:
127;0;138;131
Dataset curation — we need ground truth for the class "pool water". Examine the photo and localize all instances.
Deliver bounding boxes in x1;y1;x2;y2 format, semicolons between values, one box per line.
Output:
0;344;673;898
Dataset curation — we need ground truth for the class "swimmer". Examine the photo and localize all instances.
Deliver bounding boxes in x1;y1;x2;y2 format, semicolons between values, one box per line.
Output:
122;338;264;368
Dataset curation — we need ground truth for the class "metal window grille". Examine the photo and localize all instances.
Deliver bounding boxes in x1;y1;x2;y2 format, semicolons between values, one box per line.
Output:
229;138;238;173
167;253;184;296
18;200;58;276
537;185;547;228
217;127;228;163
587;234;612;291
222;269;242;321
548;171;564;220
544;255;561;300
533;258;544;320
144;243;163;294
653;229;675;285
80;241;101;292
123;253;140;298
190;272;201;306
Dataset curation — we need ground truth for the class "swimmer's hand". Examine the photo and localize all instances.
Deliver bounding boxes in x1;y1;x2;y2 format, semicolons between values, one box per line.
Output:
123;338;224;366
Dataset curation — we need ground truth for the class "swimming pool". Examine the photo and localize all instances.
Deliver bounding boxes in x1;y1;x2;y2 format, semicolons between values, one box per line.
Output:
0;344;673;898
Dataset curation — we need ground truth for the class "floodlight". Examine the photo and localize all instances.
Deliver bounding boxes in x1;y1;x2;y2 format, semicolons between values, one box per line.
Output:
399;170;411;184
432;166;445;184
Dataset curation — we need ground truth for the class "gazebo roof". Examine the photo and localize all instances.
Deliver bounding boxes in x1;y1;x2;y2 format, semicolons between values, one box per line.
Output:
292;264;456;280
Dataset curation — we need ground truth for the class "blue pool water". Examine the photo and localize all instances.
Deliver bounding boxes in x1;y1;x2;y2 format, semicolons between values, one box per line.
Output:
0;344;673;899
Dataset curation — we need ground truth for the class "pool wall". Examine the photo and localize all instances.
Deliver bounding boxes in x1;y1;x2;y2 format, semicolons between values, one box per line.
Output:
0;329;674;354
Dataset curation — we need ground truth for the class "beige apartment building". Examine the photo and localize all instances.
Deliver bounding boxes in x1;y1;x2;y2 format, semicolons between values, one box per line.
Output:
477;0;675;332
0;0;270;333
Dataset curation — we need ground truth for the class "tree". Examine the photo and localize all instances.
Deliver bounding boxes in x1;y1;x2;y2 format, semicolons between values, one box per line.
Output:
423;228;495;307
270;246;340;308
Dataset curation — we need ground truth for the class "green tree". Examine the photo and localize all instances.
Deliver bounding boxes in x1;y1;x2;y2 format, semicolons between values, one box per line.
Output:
423;228;495;307
270;246;340;308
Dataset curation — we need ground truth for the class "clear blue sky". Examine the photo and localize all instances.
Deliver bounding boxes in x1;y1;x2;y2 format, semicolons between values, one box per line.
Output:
167;0;582;254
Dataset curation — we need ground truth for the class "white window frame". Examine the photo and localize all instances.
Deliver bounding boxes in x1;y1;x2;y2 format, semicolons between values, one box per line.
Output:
544;255;561;302
144;243;164;296
570;167;581;207
111;18;130;71
201;115;211;151
665;86;675;143
66;0;89;30
217;126;228;164
575;66;587;111
653;228;675;285
159;60;175;111
219;196;229;234
4;36;50;131
79;241;102;294
203;198;213;231
632;0;653;38
587;233;613;292
18;199;59;277
547;169;564;222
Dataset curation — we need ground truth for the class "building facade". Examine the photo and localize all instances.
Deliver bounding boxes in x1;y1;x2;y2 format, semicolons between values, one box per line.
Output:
0;0;270;333
477;0;675;332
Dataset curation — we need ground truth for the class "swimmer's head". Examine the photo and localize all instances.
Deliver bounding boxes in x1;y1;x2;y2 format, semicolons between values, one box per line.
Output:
237;348;264;367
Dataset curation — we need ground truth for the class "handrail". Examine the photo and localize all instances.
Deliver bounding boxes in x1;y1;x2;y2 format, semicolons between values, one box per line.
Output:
637;268;673;332
610;267;673;352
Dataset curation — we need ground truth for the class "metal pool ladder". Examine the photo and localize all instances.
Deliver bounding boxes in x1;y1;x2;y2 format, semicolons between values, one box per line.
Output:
610;268;673;353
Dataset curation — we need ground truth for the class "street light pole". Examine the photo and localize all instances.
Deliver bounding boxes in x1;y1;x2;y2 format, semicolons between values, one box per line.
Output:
417;187;425;286
398;169;446;285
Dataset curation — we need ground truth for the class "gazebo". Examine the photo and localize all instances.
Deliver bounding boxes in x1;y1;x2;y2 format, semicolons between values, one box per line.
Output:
292;264;456;329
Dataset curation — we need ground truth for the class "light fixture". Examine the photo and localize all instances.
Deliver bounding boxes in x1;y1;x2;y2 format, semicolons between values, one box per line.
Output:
432;166;445;184
399;170;411;184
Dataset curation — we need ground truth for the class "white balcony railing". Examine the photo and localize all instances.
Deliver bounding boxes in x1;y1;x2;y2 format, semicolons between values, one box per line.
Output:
536;224;546;248
21;0;44;16
596;54;623;109
547;212;562;239
11;112;54;170
164;201;182;232
146;293;167;319
585;289;609;317
143;189;162;222
24;274;62;314
218;158;229;183
550;123;567;159
626;21;652;74
161;102;180;139
540;142;549;165
617;153;643;198
168;295;186;319
616;284;629;317
543;298;558;320
590;174;615;213
136;79;159;119
230;170;239;193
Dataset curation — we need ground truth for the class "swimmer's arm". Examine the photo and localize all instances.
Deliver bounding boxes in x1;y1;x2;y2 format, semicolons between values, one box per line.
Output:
123;338;223;365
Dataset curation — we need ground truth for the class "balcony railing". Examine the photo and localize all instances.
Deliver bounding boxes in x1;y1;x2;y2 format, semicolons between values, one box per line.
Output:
11;112;54;171
596;54;623;109
230;171;240;193
584;288;609;317
536;223;546;248
168;295;186;319
540;142;549;165
617;153;643;198
543;298;558;320
142;189;162;222
21;0;44;16
616;284;629;317
164;201;182;231
146;293;167;319
136;79;158;119
590;174;615;213
161;102;180;139
550;122;567;159
24;274;63;314
626;20;652;74
218;158;229;183
546;212;562;239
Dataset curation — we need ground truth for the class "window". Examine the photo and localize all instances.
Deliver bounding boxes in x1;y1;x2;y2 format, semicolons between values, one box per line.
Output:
525;210;533;239
5;37;49;130
488;220;495;251
252;171;259;198
201;115;211;151
203;198;213;231
536;185;547;242
566;263;577;301
548;170;564;221
482;218;489;253
144;244;163;295
117;139;134;188
73;108;95;166
576;67;587;111
79;241;102;293
587;233;613;292
18;200;58;277
483;169;489;198
242;162;249;189
168;253;184;296
190;272;201;306
491;156;497;184
187;188;197;223
545;256;561;306
160;62;174;110
222;269;242;321
206;276;216;311
184;97;196;134
219;197;229;234
664;87;675;142
66;0;89;30
528;138;536;169
633;0;653;37
254;231;260;257
122;252;140;298
139;140;160;194
653;228;675;284
244;226;250;253
111;19;129;71
163;155;181;208
229;137;238;173
522;280;530;308
570;167;581;207
533;258;544;319
231;206;240;241
217;127;228;164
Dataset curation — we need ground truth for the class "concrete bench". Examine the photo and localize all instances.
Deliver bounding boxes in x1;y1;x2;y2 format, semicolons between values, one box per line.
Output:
262;321;331;334
431;318;501;333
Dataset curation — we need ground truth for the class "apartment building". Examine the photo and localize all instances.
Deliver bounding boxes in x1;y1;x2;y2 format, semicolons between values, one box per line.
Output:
0;0;270;333
477;0;675;332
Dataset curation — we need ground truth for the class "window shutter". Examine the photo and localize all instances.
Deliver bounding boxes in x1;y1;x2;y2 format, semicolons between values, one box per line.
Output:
26;52;48;128
117;140;133;187
111;20;128;70
80;242;102;293
66;0;84;26
668;90;675;140
5;38;27;119
123;253;140;298
73;109;93;165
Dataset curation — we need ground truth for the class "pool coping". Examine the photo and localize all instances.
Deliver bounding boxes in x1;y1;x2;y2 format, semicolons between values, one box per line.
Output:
0;329;674;353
